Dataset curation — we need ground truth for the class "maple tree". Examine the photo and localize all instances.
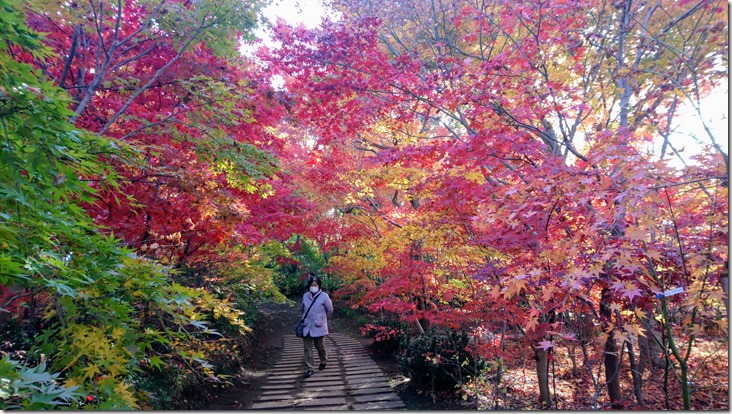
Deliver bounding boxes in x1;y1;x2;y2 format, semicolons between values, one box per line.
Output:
23;0;294;262
263;0;728;409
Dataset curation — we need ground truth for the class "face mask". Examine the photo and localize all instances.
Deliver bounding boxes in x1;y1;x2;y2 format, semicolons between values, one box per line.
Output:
310;286;320;294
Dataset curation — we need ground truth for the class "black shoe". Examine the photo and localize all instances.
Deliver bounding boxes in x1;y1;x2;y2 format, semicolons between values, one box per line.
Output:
318;362;326;371
304;369;313;378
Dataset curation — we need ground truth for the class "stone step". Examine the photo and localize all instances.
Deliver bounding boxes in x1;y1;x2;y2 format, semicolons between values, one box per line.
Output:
295;396;348;407
260;384;298;391
302;404;350;410
295;389;348;398
299;385;347;392
353;400;406;410
248;333;405;410
347;386;394;396
353;393;401;403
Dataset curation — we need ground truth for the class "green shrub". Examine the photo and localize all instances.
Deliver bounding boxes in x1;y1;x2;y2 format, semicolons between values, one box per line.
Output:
399;330;485;397
0;356;80;410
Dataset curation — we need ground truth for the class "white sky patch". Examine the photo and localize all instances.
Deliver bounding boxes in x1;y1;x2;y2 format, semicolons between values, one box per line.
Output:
652;84;729;168
676;87;728;150
241;0;338;59
262;0;332;29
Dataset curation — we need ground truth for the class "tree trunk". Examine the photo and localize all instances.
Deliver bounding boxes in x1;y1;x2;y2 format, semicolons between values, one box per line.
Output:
414;318;425;335
535;348;551;409
720;261;728;313
626;340;644;406
416;296;431;333
600;287;622;409
567;342;578;375
637;332;649;385
603;333;623;409
642;311;665;369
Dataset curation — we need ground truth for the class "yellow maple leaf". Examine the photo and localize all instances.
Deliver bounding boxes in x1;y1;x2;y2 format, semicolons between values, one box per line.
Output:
624;323;646;338
82;364;101;381
688;324;704;337
609;302;623;314
625;225;646;241
613;329;630;345
111;327;125;340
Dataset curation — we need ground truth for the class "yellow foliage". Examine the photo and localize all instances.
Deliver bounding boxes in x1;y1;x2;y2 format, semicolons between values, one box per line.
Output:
212;301;250;334
113;382;139;409
447;165;484;184
350;239;388;272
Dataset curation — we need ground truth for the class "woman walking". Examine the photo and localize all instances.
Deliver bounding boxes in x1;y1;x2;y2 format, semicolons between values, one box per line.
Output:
300;273;333;378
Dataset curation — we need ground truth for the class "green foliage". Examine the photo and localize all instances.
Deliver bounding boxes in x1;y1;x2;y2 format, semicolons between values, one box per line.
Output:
26;255;250;409
158;75;280;196
399;330;485;397
0;0;122;291
0;0;52;57
177;244;288;329
0;2;260;408
153;0;265;59
0;356;80;410
126;362;202;410
274;236;340;297
0;1;136;406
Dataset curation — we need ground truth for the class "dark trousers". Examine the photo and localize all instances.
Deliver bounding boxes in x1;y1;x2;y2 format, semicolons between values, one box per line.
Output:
303;335;327;369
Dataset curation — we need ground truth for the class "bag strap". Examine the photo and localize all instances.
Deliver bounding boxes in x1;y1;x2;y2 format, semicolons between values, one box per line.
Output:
301;292;322;322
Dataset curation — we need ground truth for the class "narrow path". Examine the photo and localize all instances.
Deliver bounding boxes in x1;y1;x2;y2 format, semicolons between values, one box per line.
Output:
250;333;406;410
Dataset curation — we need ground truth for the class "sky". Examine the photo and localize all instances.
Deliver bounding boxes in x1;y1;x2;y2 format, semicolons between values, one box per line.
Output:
655;85;729;168
676;87;728;152
260;0;332;29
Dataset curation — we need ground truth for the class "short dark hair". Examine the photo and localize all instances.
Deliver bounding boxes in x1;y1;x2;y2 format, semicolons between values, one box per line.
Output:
306;273;322;288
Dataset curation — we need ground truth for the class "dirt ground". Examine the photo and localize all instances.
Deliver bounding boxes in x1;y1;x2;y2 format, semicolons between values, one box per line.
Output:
205;301;471;410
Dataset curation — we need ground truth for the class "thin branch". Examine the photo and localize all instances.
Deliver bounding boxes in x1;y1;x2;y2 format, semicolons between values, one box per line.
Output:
109;42;161;72
97;12;216;136
1;288;43;312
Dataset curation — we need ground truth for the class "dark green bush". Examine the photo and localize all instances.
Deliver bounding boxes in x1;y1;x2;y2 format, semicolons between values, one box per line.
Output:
399;330;485;396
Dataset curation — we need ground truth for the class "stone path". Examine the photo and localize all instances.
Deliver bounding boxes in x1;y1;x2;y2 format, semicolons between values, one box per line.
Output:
250;333;406;410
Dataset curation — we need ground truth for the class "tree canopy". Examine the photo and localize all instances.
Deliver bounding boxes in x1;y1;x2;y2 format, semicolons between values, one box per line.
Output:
0;0;727;409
